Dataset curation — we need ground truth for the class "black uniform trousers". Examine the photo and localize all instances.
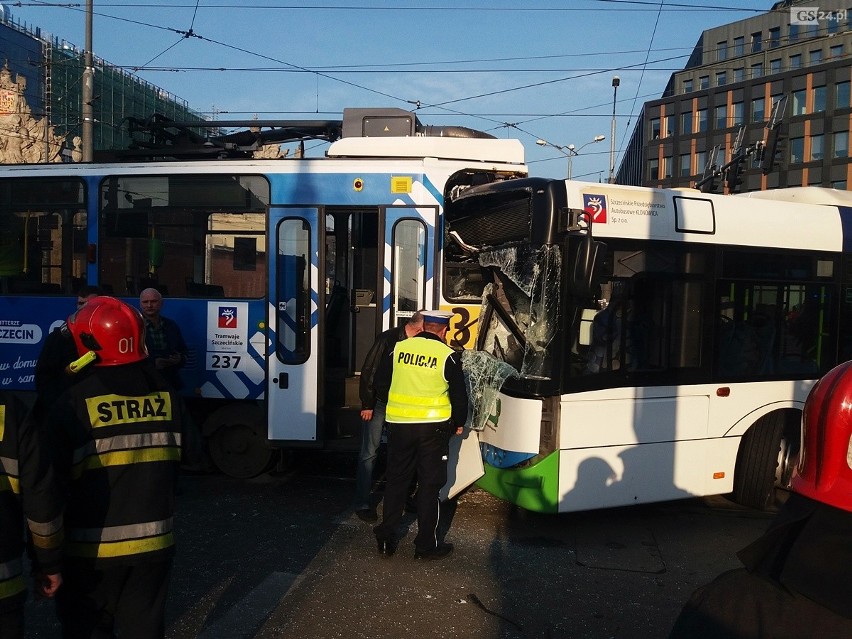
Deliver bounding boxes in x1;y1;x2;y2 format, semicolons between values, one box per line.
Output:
0;610;24;639
374;421;451;552
55;559;172;639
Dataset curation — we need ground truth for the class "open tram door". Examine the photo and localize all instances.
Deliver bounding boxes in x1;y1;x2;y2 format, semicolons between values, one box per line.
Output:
267;204;437;448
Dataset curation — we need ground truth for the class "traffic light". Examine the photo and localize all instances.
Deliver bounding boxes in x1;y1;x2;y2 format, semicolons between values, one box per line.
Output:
725;156;745;193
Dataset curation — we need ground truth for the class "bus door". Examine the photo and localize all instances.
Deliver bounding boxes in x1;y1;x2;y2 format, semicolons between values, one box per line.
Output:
267;207;320;442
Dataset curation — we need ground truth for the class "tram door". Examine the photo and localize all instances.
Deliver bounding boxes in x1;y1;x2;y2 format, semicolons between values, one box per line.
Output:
267;205;435;443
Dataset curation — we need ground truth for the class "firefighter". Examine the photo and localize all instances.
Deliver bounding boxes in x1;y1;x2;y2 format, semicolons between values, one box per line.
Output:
372;309;467;560
669;360;852;638
0;391;63;639
48;296;182;639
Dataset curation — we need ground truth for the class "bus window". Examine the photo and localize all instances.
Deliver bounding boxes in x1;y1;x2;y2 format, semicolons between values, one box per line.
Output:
99;175;268;298
0;177;86;294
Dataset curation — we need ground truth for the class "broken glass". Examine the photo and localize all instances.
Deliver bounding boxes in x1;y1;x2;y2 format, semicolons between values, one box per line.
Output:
461;349;518;432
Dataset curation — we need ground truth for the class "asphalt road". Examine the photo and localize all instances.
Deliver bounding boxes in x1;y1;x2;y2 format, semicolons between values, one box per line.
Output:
24;452;779;639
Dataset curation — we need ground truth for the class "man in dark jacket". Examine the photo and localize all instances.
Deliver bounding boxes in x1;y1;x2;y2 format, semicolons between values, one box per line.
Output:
669;360;852;639
0;391;63;639
353;312;424;522
49;297;182;639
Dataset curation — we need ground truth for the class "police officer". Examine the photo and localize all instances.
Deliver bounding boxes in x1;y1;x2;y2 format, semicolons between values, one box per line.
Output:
372;310;468;560
669;360;852;638
48;296;182;639
0;391;63;639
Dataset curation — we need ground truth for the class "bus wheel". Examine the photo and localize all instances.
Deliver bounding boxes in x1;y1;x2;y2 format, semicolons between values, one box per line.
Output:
731;412;785;510
206;405;277;479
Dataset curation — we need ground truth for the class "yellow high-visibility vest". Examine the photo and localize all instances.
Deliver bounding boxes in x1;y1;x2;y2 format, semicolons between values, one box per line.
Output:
386;337;453;423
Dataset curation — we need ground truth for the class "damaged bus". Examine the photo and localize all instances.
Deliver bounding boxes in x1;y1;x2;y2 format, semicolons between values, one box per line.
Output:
443;178;852;513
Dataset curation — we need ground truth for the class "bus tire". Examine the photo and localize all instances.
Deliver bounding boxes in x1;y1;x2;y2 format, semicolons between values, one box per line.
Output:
731;412;785;510
206;404;277;479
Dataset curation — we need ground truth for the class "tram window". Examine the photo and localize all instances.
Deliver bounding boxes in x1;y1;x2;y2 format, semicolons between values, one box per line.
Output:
0;177;86;295
99;175;268;298
392;218;426;315
276;218;310;364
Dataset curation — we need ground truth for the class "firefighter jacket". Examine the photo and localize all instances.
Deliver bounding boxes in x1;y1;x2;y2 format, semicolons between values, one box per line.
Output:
0;392;63;612
379;332;468;427
48;361;181;567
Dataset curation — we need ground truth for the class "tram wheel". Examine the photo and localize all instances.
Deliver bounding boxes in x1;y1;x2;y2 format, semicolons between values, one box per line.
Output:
206;404;277;478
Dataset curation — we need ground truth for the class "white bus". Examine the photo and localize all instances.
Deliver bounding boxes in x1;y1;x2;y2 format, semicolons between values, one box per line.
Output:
443;178;852;513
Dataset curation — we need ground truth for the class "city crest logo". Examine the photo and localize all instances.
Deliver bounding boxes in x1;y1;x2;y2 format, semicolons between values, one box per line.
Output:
583;194;608;223
218;306;238;329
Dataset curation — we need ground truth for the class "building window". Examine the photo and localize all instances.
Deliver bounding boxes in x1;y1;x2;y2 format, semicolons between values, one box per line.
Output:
751;32;762;53
751;63;763;79
751;97;765;122
697;109;708;132
790;137;804;163
789;24;799;42
828;16;840;34
680;153;691;177
810;49;823;64
832;180;847;189
648;158;659;181
769;27;781;48
830;44;843;59
717;40;728;61
714;104;728;129
681;111;693;134
810;134;824;161
650;117;661;139
733;36;745;56
716;71;727;87
792;89;807;116
833;131;849;158
813;86;827;112
699;76;710;90
683;78;693;94
732;101;745;126
733;67;745;82
790;54;802;69
836;81;850;108
770;58;782;74
663;156;673;178
696;151;707;174
664;114;676;137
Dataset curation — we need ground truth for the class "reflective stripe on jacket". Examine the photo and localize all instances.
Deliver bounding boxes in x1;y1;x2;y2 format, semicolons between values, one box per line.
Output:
386;336;453;423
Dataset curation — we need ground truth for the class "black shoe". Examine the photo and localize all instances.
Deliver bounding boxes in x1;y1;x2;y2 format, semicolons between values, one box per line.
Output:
414;542;453;560
356;508;378;523
375;536;398;557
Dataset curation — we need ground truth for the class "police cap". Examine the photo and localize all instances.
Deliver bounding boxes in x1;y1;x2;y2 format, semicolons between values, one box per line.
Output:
422;310;454;325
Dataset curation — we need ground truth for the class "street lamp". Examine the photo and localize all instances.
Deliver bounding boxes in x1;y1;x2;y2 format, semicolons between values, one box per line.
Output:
536;135;605;179
609;76;620;183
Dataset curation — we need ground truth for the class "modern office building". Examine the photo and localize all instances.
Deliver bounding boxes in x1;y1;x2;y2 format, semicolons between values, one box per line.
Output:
617;0;852;191
0;6;203;161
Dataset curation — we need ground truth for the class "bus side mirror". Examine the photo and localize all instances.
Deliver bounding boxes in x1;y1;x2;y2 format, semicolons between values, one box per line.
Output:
569;235;602;299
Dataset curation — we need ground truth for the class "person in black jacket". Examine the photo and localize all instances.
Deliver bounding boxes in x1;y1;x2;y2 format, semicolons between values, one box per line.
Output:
669;360;852;639
32;285;102;425
0;391;63;639
49;297;182;639
353;312;424;522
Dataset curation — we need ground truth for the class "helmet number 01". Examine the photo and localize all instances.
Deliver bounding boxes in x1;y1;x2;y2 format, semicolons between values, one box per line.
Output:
118;337;135;354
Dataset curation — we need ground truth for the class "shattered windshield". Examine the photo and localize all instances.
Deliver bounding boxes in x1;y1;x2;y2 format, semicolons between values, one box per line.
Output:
461;350;519;432
476;244;562;380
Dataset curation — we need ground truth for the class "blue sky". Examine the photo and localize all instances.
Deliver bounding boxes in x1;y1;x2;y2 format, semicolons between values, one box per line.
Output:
9;1;775;179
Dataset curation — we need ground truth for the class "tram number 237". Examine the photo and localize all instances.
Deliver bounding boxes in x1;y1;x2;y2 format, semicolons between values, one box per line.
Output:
206;353;245;371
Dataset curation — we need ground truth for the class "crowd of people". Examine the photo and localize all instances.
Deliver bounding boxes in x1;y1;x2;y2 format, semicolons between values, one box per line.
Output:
4;291;851;638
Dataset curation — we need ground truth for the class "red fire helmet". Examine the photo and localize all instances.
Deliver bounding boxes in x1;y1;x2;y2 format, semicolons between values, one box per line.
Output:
67;296;148;367
791;360;852;512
